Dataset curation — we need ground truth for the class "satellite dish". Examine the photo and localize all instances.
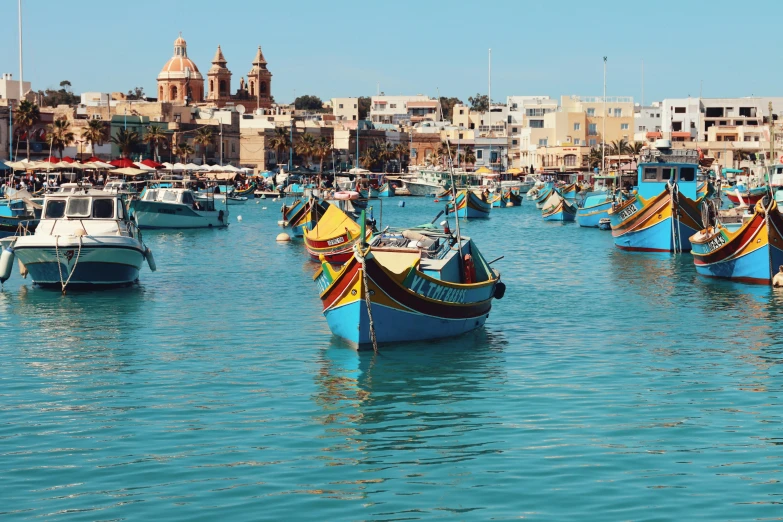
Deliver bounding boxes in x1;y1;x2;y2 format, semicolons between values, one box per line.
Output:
236;104;246;115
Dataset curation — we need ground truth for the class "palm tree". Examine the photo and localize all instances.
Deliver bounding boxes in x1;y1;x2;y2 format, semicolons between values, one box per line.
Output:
46;118;75;159
177;142;195;163
145;125;167;163
269;126;292;168
393;142;409;172
82;119;108;161
609;138;631;156
313;136;334;176
14;100;40;160
360;147;377;169
376;141;395;173
463;146;476;168
295;133;318;168
587;147;603;169
193;127;215;164
110;128;142;158
627;141;644;168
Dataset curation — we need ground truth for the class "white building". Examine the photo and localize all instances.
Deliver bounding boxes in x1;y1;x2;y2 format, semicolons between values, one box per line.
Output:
634;102;662;142
330;97;358;121
370;95;429;125
0;73;31;101
661;97;783;141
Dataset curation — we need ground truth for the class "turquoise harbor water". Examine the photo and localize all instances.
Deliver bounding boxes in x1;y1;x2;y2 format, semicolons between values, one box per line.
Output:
3;198;783;521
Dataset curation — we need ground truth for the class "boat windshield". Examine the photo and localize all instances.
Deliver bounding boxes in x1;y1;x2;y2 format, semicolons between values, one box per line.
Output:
66;198;91;218
44;199;66;219
161;190;179;203
92;199;115;219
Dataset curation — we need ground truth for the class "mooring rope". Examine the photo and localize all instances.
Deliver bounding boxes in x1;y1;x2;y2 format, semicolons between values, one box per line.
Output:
55;235;83;294
358;248;378;353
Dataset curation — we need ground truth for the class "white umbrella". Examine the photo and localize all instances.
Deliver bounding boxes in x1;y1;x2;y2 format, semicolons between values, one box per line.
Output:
185;163;204;172
161;162;174;170
221;164;241;173
86;161;115;169
171;163;186;171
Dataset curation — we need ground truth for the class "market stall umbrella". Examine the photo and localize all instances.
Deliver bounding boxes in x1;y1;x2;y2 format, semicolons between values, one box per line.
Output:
85;161;115;169
139;158;164;169
110;158;136;168
161;162;175;170
133;162;157;171
43;156;59;163
185;163;205;172
171;163;186;172
112;167;148;176
61;156;76;163
474;166;493;174
84;156;102;163
221;164;242;173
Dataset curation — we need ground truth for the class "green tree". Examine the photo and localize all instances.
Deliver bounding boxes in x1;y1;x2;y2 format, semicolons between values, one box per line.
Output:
360;147;377;170
609;138;631;156
295;132;318;167
126;87;145;100
358;97;371;120
269;126;292;167
111;128;142;158
393;142;409;170
313;136;334;177
82;119;108;160
439;97;463;121
177;142;194;163
587;147;604;169
734;150;750;169
14;100;40;160
194;127;215;164
46;118;75;159
376;141;395;173
144;125;167;163
468;94;489;112
294;95;324;111
463;146;476;168
628;141;644;164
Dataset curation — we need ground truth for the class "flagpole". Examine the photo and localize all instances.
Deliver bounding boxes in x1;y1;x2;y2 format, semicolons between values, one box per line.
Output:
602;56;607;175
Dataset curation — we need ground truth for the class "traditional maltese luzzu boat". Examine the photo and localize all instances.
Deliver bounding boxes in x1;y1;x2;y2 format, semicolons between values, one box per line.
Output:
314;223;505;347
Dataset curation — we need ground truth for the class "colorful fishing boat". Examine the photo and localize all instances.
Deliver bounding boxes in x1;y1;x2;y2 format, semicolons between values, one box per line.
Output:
313;223;505;347
448;190;491;219
288;198;330;237
435;188;453;202
359;186;379;199
505;190;523;207
541;190;576;222
534;183;555;209
378;182;395;198
303;204;372;264
609;143;706;252
233;183;256;199
559;183;578;200
724;185;766;206
489;191;508;208
278;197;307;230
576;193;614;228
690;197;783;284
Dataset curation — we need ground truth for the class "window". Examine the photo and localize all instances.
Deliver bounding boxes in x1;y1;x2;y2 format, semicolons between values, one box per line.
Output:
390;104;396;109
613;108;622;117
354;104;357;108
574;123;580;131
538;139;548;146
260;82;267;94
45;200;66;219
679;167;695;182
638;126;646;131
674;107;686;114
529;120;544;128
573;139;580;145
621;123;629;130
411;147;417;158
339;104;344;109
512;139;518;145
661;168;675;181
92;199;114;219
476;150;483;159
589;139;597;147
181;191;194;205
459;109;464;115
564;154;577;167
66;198;90;218
587;108;595;116
458;133;463;139
588;123;597;135
352;115;356;120
643;167;657;181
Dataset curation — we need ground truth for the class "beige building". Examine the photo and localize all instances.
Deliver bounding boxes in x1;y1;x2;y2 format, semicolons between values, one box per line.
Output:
330;98;358;121
560;95;635;148
0;73;31;102
0;106;9;160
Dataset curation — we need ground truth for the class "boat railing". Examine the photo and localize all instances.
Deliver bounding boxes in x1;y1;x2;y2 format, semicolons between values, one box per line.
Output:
13;219;37;237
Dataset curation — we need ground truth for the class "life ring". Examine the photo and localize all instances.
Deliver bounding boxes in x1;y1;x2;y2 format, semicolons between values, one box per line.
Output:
334;191;360;200
779;154;783;164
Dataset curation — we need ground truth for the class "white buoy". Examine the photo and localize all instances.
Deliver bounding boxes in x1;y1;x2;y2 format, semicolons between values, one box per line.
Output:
256;200;260;205
276;232;291;242
0;247;15;285
237;215;243;222
262;207;268;210
144;247;157;272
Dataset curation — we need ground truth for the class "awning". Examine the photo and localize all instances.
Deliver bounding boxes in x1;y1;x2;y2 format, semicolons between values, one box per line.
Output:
671;132;692;139
110;158;136;168
646;132;662;139
112;167;148;176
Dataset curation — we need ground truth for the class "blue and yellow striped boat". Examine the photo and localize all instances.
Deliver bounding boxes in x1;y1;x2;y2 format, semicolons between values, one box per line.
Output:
449;190;491;218
576;193;614;227
541;190;576;222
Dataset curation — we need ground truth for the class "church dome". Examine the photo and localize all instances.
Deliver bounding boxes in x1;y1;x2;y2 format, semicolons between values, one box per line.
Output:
157;34;203;81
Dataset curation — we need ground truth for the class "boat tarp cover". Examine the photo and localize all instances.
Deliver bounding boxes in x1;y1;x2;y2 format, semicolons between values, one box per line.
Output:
305;204;360;240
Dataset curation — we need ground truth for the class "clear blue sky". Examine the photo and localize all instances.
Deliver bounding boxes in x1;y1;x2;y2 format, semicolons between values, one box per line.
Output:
1;0;781;105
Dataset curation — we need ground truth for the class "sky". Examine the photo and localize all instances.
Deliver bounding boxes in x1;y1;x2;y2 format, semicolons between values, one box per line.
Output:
2;0;782;106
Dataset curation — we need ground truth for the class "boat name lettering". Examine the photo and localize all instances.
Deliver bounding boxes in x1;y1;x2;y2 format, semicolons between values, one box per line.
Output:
706;234;726;252
327;237;345;247
411;275;467;303
618;203;638;220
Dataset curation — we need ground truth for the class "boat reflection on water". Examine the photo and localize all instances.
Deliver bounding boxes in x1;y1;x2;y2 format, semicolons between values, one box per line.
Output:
310;330;508;501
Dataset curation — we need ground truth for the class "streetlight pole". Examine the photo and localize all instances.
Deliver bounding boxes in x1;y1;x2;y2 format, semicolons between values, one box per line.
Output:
602;56;607;175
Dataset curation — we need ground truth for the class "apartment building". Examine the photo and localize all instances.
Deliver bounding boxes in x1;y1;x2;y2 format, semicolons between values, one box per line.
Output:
330;97;358;121
370;95;430;125
634;103;663;142
661;97;783;141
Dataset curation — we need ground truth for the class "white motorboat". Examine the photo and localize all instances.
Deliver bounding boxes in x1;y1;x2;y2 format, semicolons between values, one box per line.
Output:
196;193;248;205
132;187;229;229
0;188;155;289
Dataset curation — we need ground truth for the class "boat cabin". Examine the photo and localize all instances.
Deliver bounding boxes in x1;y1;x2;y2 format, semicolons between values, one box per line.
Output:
56;182;94;194
43;192;127;222
140;187;219;211
637;143;700;200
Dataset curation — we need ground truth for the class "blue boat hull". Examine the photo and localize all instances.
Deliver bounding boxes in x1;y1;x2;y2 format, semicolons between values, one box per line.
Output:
577;201;613;227
613;216;698;252
325;300;489;346
694;243;783;283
